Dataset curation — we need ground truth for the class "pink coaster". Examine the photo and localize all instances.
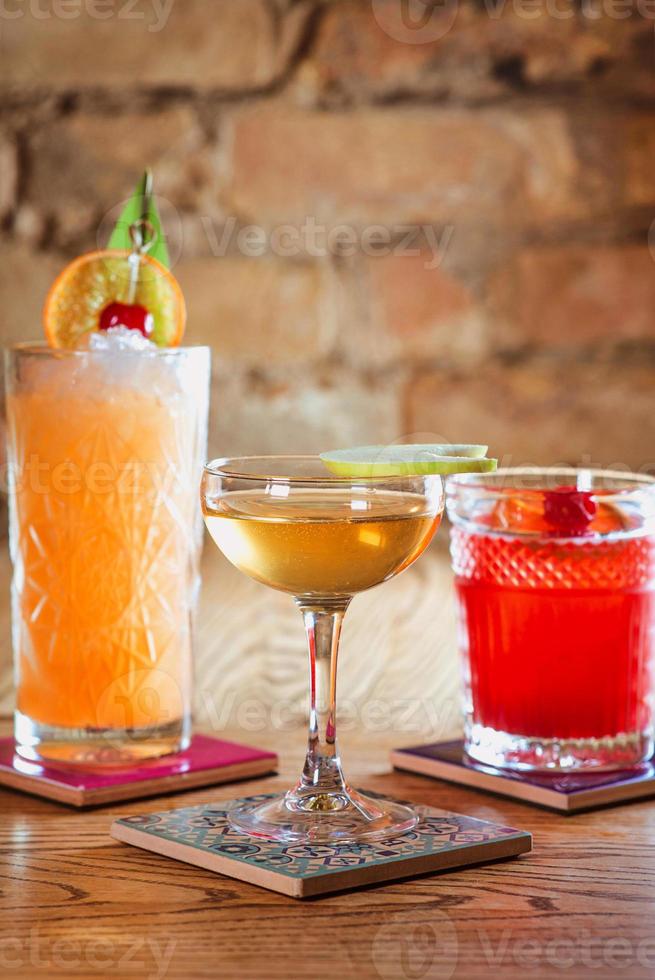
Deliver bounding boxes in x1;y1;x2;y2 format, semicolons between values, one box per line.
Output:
0;735;278;808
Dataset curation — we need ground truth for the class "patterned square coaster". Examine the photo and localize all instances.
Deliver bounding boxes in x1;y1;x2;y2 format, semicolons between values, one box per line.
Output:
110;791;531;898
0;735;278;807
391;740;655;813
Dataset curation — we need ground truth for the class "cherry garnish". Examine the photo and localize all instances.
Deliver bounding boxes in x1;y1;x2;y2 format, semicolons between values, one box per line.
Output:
99;302;153;338
543;485;597;536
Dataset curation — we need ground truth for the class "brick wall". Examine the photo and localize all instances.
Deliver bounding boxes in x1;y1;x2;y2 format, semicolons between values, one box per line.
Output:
2;0;655;468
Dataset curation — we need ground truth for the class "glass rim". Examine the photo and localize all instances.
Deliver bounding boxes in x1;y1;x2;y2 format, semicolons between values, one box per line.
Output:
5;341;210;357
447;466;655;494
446;466;655;540
203;454;445;486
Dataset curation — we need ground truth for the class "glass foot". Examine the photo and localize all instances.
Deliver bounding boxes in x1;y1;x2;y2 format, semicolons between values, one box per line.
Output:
229;787;419;844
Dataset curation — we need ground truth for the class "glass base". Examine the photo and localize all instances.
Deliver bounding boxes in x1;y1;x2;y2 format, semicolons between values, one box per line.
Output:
466;722;653;772
229;786;419;844
14;710;190;767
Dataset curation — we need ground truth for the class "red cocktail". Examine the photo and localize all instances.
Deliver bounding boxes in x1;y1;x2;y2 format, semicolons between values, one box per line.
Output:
447;470;655;770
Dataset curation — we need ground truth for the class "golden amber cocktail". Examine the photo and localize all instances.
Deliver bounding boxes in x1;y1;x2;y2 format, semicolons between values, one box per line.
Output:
202;456;444;844
6;343;210;765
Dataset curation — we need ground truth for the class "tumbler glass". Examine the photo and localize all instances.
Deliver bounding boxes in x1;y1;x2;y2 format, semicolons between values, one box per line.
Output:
5;343;210;765
447;468;655;771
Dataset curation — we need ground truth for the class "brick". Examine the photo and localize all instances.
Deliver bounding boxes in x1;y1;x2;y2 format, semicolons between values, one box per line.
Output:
0;0;312;92
12;205;47;248
27;108;210;245
406;358;655;470
207;363;403;459
564;20;655;100
337;252;489;369
488;245;655;349
178;256;329;367
622;115;655;207
226;102;586;228
308;1;654;101
0;137;17;220
0;244;62;347
307;1;480;101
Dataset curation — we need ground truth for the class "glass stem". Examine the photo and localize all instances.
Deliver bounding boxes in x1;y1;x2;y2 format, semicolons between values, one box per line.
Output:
292;598;351;807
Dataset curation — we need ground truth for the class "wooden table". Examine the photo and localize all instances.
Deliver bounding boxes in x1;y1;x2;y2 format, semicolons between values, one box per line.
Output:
1;718;655;980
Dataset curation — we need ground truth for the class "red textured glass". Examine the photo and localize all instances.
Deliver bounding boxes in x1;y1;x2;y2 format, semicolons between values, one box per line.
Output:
447;469;655;772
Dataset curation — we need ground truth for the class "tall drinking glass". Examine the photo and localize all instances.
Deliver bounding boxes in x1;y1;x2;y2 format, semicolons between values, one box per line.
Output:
447;468;655;771
201;456;444;843
6;343;210;765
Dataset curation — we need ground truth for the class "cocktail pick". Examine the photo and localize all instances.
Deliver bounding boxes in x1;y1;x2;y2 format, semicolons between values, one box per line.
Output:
108;168;170;269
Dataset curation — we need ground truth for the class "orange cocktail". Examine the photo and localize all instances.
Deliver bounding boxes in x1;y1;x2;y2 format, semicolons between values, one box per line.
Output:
6;343;209;764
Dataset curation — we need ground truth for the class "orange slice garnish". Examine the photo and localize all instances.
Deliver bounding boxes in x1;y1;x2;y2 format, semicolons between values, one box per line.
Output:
43;249;185;349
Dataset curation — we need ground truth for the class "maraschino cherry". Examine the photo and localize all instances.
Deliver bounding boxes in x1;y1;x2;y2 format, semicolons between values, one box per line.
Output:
99;302;153;338
543;486;597;536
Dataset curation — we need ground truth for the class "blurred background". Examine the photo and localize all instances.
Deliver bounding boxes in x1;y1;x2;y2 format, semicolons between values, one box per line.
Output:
0;0;653;741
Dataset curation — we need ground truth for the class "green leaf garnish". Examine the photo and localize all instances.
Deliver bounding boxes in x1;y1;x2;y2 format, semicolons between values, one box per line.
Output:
108;169;170;268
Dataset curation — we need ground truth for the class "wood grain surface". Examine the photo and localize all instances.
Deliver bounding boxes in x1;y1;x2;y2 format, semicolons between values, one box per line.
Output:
2;716;655;980
1;543;655;978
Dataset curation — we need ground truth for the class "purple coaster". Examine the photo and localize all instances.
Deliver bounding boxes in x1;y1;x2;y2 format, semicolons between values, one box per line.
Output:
0;735;278;808
391;740;655;812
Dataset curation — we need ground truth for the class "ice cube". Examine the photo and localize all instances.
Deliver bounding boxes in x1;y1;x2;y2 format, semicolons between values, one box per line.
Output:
89;326;156;353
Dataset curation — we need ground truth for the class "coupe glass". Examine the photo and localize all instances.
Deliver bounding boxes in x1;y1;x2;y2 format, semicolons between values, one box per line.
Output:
201;455;444;843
